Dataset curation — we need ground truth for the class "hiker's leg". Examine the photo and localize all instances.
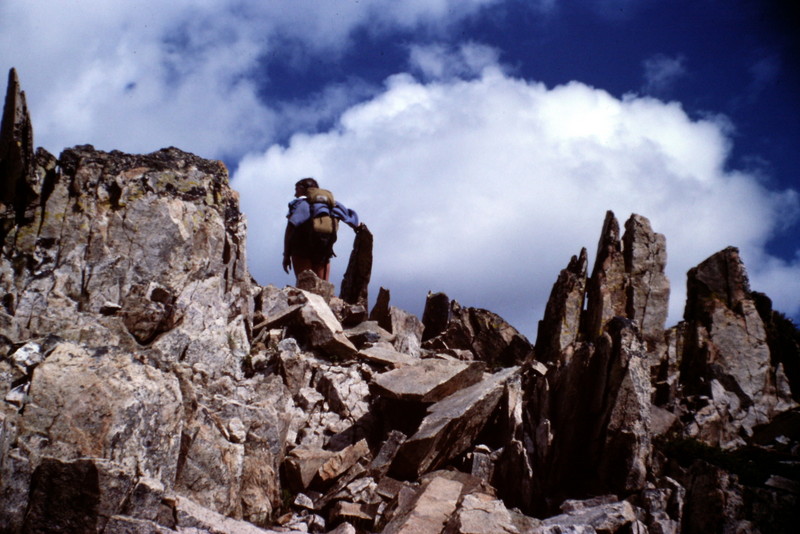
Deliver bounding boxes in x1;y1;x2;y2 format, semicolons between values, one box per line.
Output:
291;255;314;277
316;261;331;281
292;255;330;281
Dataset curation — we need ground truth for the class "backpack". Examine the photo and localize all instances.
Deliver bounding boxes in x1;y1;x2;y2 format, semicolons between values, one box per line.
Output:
305;187;338;262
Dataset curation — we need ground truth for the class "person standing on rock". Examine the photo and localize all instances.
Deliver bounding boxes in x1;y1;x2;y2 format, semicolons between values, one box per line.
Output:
283;177;360;282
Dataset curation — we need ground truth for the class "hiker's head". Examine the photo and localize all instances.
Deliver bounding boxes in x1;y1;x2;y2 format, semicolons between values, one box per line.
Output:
294;177;318;197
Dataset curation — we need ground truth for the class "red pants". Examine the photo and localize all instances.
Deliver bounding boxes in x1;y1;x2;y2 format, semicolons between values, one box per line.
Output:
291;255;330;281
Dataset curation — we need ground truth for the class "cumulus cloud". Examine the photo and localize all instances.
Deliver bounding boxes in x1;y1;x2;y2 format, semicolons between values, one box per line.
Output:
409;43;503;81
0;0;505;159
3;0;798;339
642;54;687;96
234;66;800;337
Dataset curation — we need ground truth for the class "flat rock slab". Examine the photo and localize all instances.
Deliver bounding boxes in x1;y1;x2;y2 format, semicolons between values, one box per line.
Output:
371;359;485;403
537;500;639;533
358;342;415;368
443;492;524;534
390;367;519;480
383;475;464;534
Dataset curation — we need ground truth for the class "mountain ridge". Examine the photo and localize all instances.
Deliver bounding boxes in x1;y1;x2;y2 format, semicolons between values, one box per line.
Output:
1;68;798;534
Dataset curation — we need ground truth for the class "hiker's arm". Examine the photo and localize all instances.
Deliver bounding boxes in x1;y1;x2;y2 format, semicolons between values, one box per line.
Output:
333;202;359;228
283;223;294;273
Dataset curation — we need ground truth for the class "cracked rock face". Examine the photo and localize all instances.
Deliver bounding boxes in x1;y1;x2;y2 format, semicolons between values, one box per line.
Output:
1;70;798;534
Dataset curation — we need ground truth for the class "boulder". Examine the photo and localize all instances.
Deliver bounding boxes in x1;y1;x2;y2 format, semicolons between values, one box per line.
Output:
289;288;359;360
345;320;394;349
423;297;534;368
536;498;641;534
358;341;415;368
444;492;536;534
371;359;485;403
390;367;519;479
382;475;464;534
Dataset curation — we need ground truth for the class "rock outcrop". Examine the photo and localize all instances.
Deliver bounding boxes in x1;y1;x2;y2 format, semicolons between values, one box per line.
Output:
1;69;798;533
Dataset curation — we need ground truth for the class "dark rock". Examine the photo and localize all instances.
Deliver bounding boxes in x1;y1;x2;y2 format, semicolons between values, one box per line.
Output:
0;68;36;222
390;367;519;480
344;320;394;349
340;224;373;307
422;291;451;341
296;270;335;302
423;297;533;368
584;211;627;340
368;286;392;330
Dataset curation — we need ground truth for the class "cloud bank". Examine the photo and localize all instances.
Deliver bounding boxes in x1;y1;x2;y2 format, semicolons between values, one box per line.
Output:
3;0;798;339
234;62;800;337
0;0;505;159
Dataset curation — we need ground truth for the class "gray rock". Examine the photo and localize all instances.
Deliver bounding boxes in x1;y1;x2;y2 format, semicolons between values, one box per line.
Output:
17;342;182;482
423;297;533;368
390;367;519;479
372;359;485;403
389;306;425;357
443;492;525;534
623;214;670;345
291;289;359;360
535;249;588;364
358;341;415;368
171;495;290;533
382;475;464;534
680;247;797;448
538;498;640;533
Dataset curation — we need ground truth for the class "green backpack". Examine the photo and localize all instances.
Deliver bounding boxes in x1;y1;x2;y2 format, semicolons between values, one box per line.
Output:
305;187;338;261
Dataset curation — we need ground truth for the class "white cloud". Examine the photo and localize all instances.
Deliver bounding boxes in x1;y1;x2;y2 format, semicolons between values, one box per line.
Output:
234;68;800;338
409;42;503;81
0;0;506;159
642;54;687;96
3;0;798;338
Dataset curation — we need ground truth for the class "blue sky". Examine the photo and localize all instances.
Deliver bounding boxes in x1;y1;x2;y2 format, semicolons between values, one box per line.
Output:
2;0;798;338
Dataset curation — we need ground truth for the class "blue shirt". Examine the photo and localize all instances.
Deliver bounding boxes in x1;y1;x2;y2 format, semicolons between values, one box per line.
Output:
286;198;360;228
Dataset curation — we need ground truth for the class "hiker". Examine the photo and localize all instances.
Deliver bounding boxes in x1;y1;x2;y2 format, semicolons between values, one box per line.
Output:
282;177;360;281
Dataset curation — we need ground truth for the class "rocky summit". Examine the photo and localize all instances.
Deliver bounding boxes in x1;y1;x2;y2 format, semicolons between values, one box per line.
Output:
1;69;798;533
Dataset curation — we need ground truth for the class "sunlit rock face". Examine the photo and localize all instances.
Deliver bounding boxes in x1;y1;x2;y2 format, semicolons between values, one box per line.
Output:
1;69;797;534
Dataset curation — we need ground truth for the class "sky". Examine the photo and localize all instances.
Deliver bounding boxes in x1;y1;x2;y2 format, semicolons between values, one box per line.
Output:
2;0;799;339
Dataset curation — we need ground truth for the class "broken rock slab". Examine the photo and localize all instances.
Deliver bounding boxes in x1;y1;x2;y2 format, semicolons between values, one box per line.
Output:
534;498;641;534
390;366;520;480
443;492;539;534
358;341;415;368
266;288;358;360
382;475;464;534
283;440;371;493
345;320;394;349
371;358;485;403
